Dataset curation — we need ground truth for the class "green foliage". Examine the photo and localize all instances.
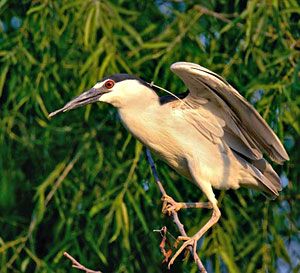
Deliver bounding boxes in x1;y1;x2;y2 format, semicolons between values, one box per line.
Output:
0;0;299;272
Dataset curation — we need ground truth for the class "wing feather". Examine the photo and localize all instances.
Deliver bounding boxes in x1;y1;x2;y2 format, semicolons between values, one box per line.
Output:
170;62;289;164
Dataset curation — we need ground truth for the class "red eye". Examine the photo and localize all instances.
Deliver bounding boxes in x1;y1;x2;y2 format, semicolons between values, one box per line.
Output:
105;80;115;89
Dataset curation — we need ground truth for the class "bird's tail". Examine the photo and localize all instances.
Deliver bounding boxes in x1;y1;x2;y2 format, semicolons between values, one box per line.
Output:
239;157;282;199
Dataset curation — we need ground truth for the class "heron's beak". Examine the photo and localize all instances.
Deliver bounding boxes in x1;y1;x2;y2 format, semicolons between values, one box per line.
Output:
49;88;106;118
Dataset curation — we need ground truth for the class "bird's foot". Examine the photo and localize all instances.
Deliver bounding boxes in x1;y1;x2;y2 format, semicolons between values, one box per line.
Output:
161;195;183;215
168;235;200;269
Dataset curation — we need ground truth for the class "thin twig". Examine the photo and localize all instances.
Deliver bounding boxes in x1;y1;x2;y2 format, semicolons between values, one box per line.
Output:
194;5;243;28
146;149;166;196
63;252;102;273
146;149;207;273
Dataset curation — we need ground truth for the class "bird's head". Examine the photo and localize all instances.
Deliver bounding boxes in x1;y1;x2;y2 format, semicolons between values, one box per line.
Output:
49;74;155;118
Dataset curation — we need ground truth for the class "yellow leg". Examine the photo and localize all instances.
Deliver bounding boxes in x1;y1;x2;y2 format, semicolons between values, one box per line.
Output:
168;204;221;269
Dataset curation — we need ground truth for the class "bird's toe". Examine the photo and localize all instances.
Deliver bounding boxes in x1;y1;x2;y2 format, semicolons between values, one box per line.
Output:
168;236;197;269
161;195;183;214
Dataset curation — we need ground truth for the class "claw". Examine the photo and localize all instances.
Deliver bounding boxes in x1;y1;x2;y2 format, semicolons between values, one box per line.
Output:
168;236;197;269
161;195;183;215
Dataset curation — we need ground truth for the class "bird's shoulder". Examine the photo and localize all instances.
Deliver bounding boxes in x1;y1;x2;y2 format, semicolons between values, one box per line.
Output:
158;91;189;105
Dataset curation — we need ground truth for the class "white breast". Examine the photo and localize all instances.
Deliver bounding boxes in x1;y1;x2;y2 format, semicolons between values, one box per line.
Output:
118;101;241;191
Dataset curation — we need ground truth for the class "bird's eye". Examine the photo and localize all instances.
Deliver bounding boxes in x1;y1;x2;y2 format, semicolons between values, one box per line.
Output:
105;80;115;89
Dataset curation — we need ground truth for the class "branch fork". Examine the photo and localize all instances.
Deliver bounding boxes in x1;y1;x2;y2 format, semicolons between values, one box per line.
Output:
63;252;102;273
146;149;207;273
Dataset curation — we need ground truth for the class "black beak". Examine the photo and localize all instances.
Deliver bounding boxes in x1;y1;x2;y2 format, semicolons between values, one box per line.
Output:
49;88;105;118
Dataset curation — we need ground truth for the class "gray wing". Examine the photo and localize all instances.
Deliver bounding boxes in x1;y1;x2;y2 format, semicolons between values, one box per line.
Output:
170;62;289;164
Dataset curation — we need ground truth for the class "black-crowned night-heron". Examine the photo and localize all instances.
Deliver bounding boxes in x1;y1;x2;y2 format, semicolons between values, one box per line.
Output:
49;62;289;266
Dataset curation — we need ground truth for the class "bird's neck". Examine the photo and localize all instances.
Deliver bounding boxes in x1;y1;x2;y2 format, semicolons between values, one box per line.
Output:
119;86;159;109
117;94;162;144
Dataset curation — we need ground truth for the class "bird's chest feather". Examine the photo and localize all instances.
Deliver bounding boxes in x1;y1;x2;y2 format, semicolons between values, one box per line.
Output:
118;108;190;177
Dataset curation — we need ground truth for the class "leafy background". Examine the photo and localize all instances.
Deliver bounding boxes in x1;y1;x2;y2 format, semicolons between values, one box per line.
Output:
0;0;299;272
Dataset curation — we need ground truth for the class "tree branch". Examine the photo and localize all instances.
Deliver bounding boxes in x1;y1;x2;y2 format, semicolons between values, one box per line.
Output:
146;149;207;273
63;252;102;273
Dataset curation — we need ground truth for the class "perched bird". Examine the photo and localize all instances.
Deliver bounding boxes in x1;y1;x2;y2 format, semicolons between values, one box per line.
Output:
49;62;289;266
